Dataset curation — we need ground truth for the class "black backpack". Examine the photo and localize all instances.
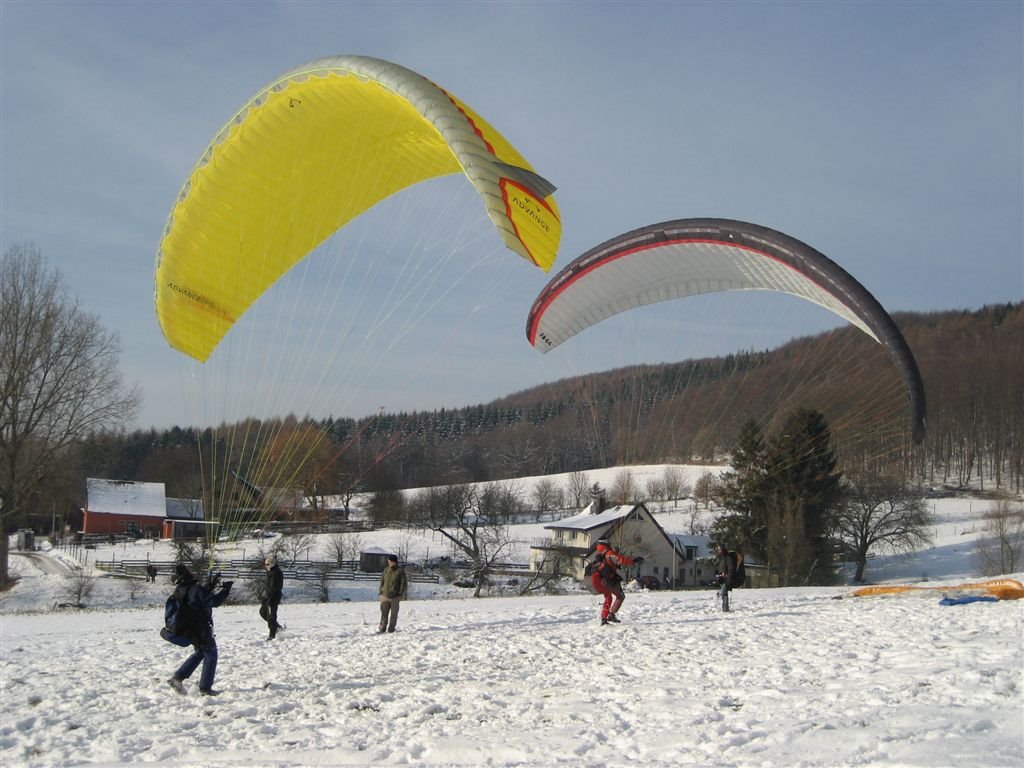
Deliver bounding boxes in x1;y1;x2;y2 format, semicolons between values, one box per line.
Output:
161;584;201;646
584;552;605;578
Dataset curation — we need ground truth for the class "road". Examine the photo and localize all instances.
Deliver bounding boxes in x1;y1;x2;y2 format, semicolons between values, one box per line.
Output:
10;550;75;576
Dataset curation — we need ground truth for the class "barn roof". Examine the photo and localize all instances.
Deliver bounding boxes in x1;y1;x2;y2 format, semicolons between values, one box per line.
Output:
86;478;167;519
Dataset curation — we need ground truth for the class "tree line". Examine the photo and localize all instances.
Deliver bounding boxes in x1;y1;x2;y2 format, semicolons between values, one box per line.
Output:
64;303;1023;504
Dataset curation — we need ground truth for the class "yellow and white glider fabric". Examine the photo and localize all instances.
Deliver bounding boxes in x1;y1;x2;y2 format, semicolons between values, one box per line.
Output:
156;55;560;362
852;579;1024;601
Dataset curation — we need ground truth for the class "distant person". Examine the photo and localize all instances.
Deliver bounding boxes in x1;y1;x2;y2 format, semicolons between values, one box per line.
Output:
378;554;408;633
261;555;284;640
590;538;637;625
715;544;745;612
146;563;157;583
166;566;232;696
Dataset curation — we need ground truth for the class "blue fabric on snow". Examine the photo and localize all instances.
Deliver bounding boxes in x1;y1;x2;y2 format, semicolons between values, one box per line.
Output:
938;595;999;606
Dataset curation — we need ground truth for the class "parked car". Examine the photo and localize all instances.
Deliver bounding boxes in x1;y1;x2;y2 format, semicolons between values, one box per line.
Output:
636;575;661;590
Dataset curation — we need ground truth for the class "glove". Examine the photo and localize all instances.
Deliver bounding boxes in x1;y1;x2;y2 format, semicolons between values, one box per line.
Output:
634;556;645;564
221;581;234;591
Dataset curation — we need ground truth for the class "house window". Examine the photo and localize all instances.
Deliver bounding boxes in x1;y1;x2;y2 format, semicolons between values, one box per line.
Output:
125;521;142;537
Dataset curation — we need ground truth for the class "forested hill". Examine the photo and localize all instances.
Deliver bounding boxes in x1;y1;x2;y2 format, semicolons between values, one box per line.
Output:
76;303;1022;503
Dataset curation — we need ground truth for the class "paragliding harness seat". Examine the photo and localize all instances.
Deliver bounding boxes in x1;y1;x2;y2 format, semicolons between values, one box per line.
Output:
583;552;606;594
160;583;202;647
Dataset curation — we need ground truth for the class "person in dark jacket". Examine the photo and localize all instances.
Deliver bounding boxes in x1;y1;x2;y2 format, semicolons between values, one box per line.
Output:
167;565;232;696
590;538;636;625
715;544;739;612
261;555;284;640
378;554;407;633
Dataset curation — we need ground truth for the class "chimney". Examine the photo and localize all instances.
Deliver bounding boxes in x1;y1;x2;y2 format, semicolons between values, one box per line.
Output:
589;483;606;515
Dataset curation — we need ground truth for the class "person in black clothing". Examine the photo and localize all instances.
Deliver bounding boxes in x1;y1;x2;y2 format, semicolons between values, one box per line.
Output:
715;544;738;612
261;555;284;640
167;565;232;696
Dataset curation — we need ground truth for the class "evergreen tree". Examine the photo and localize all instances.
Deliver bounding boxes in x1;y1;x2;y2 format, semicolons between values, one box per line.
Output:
713;419;769;555
762;408;843;585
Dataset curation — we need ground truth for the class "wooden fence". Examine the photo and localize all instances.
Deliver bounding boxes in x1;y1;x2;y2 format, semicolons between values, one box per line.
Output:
93;558;440;584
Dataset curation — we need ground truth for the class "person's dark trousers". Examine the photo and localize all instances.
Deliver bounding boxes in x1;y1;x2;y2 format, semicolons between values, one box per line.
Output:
175;638;218;690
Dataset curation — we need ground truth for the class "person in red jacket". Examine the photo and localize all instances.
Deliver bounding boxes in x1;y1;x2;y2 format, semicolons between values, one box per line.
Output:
590;538;637;625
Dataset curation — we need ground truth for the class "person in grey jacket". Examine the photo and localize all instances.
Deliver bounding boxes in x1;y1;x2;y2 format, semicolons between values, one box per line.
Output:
378;554;408;633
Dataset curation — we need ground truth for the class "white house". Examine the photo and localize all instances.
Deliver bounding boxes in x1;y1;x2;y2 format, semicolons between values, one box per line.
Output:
529;493;712;588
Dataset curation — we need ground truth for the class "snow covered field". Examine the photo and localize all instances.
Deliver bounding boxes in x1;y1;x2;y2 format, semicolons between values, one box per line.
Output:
2;467;1022;767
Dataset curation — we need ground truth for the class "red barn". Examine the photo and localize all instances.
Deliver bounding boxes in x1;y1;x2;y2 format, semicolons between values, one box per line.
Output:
82;479;166;538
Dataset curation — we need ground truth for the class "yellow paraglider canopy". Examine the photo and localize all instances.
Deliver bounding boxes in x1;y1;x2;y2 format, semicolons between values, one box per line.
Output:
156;55;560;362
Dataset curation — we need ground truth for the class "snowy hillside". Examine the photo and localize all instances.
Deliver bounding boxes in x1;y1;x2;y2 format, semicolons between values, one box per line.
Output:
1;466;1022;767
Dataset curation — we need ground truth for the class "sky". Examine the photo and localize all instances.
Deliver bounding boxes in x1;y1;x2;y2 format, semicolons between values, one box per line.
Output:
2;466;1022;767
2;1;1022;429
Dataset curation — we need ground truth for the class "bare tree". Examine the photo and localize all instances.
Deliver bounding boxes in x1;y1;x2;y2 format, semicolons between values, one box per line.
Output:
276;533;315;566
62;568;97;608
408;484;516;597
308;562;334;603
0;244;139;584
335;473;363;517
645;477;666;503
489;480;526;523
324;532;364;565
346;533;366;564
610;469;638;504
693;472;718;509
123;574;146;602
975;497;1024;576
517;552;569;595
833;474;933;583
687;502;707;536
662;466;689;507
393;534;415;565
531;478;560;521
565;471;590;508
